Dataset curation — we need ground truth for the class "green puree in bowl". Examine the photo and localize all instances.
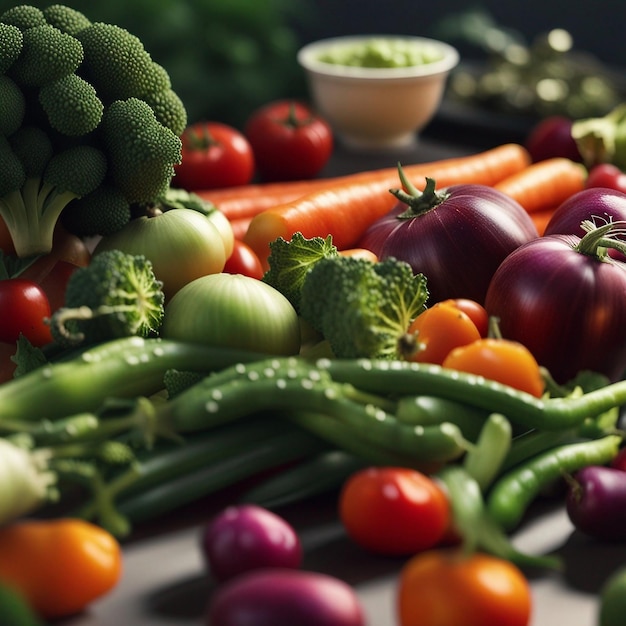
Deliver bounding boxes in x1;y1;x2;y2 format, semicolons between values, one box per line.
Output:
317;38;444;68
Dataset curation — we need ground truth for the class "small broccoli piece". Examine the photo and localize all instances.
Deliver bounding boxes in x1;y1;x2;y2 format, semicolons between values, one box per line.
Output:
0;5;46;30
49;248;165;347
142;86;188;136
0;74;24;135
39;73;104;136
300;255;429;360
61;185;131;237
0;22;23;73
77;22;169;101
42;4;91;36
101;97;182;204
262;232;339;314
8;24;83;87
0;141;107;257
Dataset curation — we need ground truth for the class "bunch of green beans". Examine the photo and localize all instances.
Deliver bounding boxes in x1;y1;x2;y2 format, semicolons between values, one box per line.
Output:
0;337;624;548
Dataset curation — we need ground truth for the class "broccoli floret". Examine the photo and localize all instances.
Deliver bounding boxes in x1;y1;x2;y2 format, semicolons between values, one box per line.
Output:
61;185;131;238
300;255;429;360
101;97;182;203
42;4;91;36
142;86;188;136
0;74;24;135
8;24;83;87
39;73;104;136
49;248;165;347
77;22;169;102
262;232;339;314
0;5;46;30
0;22;23;73
0;139;107;257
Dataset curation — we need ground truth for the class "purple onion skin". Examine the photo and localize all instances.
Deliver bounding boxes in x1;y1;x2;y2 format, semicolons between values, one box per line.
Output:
201;505;302;583
484;233;626;384
544;187;626;261
357;184;538;305
207;568;366;626
566;466;626;542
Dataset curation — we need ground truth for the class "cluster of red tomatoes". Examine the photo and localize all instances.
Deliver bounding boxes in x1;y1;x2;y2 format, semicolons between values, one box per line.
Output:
173;99;334;191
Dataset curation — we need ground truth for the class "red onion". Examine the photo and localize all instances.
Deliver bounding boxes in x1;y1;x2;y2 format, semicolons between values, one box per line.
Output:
356;174;538;305
544;187;626;260
485;220;626;383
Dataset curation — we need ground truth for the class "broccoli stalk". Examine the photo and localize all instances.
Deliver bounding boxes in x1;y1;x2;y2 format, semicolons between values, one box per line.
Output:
300;254;429;360
48;249;165;348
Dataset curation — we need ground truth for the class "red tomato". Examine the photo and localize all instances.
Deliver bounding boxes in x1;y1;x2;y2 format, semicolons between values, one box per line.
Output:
439;298;489;338
174;122;255;191
223;240;264;280
525;115;581;163
586;163;626;193
398;548;532;626
338;467;450;556
244;100;333;181
0;279;53;346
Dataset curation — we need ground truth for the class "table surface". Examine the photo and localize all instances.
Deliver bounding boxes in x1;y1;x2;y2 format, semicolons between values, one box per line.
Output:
59;123;626;626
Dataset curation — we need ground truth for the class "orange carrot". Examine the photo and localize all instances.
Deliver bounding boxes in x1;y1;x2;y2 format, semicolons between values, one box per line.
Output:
244;144;533;267
493;157;587;214
529;208;557;236
201;143;531;221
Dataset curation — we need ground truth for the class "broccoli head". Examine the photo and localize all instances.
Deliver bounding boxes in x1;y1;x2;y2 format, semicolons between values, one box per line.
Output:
300;255;429;360
262;232;339;314
0;4;187;255
49;248;165;347
0;22;23;73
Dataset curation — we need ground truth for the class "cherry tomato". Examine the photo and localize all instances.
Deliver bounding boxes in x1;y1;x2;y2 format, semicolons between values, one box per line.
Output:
610;447;626;472
442;338;545;398
0;278;52;346
398;548;532;626
440;298;489;337
338;467;450;556
586;163;626;193
525;115;581;163
407;303;482;365
174;122;255;191
223;239;264;280
244;100;333;181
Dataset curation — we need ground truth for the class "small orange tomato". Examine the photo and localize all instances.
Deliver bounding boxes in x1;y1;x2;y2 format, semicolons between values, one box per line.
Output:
0;518;123;619
398;549;532;626
442;337;544;398
339;248;379;262
408;303;482;365
440;298;489;337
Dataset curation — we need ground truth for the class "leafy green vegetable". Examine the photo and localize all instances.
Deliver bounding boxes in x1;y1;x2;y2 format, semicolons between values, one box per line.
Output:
262;232;339;314
300;254;429;360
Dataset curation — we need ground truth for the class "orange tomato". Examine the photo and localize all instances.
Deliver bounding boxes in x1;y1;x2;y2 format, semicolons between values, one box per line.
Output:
398;549;532;626
439;298;489;337
0;518;122;619
408;303;482;365
442;337;545;398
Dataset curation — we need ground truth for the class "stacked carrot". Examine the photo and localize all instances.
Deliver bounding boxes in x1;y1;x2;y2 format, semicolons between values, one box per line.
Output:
197;143;587;265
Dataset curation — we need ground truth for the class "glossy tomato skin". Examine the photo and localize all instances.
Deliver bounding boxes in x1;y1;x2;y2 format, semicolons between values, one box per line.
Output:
223;240;264;280
174;122;255;190
440;298;489;337
339;467;450;556
586;163;626;193
245;100;333;181
398;549;532;626
0;278;53;346
485;234;626;384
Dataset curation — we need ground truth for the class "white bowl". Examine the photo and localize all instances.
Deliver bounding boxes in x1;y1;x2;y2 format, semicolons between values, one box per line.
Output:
297;35;459;150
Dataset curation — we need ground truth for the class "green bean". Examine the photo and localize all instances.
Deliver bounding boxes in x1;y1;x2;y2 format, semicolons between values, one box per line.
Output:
487;435;622;531
115;425;325;525
463;413;512;492
153;360;469;464
321;358;626;431
240;449;367;509
0;338;266;424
